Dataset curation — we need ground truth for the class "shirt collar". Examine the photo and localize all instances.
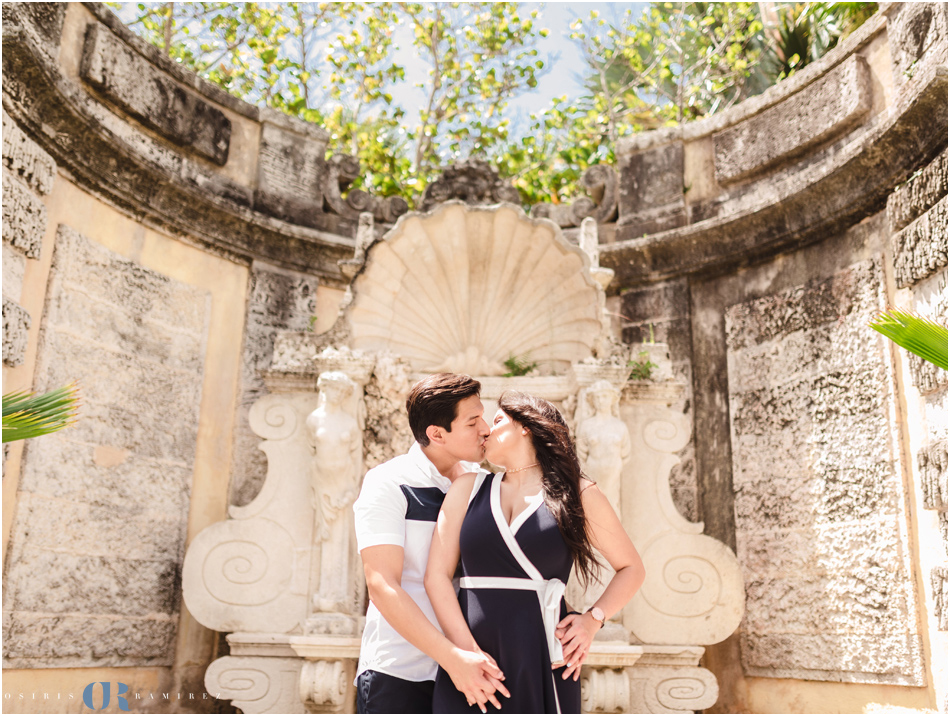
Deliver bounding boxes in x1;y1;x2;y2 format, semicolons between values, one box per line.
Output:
408;442;452;486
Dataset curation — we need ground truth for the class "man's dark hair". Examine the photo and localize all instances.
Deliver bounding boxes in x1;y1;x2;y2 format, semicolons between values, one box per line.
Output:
406;373;481;447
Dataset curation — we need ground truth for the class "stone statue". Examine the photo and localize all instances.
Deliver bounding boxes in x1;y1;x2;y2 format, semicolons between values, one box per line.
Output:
576;380;630;509
306;371;362;614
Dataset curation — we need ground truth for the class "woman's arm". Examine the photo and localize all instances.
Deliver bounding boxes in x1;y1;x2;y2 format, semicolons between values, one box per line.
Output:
555;480;646;680
425;473;481;651
425;473;510;708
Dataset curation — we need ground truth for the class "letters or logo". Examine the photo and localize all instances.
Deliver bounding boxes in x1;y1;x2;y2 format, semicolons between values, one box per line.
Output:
82;682;130;712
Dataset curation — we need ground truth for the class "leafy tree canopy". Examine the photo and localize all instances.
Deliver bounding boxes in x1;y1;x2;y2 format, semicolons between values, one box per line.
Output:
114;1;876;207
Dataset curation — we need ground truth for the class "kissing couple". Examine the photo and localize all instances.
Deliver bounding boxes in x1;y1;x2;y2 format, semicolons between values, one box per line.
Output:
353;373;645;714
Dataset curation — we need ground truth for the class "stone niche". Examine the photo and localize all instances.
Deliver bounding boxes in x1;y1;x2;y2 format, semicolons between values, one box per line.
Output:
183;202;745;714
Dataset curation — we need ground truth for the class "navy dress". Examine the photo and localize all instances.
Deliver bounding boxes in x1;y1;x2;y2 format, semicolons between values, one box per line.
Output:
433;473;581;714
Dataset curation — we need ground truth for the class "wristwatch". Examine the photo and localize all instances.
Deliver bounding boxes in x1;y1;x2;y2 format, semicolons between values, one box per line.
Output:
588;606;605;628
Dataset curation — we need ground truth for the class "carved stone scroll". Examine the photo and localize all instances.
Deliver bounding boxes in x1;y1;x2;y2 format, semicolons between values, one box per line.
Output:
620;391;745;645
323;154;408;223
205;656;308;714
530;165;619;228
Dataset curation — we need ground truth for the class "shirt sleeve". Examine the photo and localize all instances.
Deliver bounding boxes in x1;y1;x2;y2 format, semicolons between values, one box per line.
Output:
353;467;408;552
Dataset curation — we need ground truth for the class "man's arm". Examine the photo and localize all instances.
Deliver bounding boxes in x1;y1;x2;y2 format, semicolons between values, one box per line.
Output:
362;545;508;711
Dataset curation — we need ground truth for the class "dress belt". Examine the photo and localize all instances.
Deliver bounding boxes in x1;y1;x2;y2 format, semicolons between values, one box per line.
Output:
459;576;566;665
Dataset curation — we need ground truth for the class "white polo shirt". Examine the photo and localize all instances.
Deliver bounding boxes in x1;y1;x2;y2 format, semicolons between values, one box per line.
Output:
354;443;480;683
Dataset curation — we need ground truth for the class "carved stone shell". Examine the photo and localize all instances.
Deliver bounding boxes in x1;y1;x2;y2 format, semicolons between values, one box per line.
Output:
347;202;602;376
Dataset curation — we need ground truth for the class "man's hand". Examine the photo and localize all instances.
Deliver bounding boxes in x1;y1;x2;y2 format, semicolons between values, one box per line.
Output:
554;612;599;681
443;646;510;712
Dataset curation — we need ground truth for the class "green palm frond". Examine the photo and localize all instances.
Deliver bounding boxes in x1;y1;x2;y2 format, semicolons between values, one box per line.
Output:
869;308;948;371
2;382;81;443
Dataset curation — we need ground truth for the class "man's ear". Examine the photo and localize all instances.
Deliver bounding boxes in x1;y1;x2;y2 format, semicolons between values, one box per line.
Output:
426;424;444;446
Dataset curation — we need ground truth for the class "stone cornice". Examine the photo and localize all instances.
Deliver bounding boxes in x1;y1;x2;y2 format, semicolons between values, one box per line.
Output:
602;61;948;287
2;5;356;283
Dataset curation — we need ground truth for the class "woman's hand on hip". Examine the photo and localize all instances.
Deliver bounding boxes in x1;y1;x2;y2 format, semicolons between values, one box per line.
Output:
554;612;598;681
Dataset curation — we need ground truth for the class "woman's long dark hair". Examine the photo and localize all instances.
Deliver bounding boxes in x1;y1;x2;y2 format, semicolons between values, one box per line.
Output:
497;390;600;587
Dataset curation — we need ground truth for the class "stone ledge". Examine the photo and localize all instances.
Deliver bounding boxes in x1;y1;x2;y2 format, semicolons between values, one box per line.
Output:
617;11;889;154
2;297;31;367
714;55;872;184
888;149;948;232
2;23;356;282
602;63;948;287
80;23;231;165
893;195;948;288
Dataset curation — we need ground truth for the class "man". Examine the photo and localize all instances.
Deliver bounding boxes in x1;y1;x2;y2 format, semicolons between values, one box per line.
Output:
353;373;509;714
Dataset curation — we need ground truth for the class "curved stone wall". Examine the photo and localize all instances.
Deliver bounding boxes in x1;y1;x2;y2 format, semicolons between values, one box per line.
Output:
1;2;946;713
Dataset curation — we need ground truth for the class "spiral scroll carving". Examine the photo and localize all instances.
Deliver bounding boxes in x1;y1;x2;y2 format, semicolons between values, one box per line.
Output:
206;661;272;702
643;554;722;618
631;532;744;645
205;656;307;714
657;676;710;709
202;521;294;606
643;417;690;454
249;396;298;441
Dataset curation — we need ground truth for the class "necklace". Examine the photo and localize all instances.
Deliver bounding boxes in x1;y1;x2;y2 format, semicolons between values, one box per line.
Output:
506;462;539;474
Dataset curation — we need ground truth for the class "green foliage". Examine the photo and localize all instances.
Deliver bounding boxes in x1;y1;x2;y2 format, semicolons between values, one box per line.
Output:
761;3;878;79
627;350;657;381
114;2;877;206
502;354;538;377
869;308;948;371
3;383;81;443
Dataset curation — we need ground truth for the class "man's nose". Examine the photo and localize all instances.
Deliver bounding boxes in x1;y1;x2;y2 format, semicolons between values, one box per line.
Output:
478;418;490;435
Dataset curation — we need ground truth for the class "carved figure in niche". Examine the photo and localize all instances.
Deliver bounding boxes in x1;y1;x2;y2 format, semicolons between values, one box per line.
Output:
576;380;631;510
306;371;363;613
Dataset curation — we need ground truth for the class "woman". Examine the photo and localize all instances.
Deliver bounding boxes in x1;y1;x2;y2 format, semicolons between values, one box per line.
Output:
425;391;645;713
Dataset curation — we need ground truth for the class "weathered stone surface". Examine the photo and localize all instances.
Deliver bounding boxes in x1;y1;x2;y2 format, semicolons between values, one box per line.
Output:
933;566;948;631
740;632;924;685
714;55;872;183
255;120;326;227
3;108;56;195
727;258;924;684
887;149;948;232
2;169;46;258
888;3;948;88
2;242;26;300
11;493;185;562
907;270;949;395
80;23;231;165
362;352;413;471
1;2;67;51
617;138;686;235
231;263;319;507
18;437;191;510
2;297;31;367
3;613;176;667
920;439;949;511
6;549;179;616
3;224;208;668
894;196;948;288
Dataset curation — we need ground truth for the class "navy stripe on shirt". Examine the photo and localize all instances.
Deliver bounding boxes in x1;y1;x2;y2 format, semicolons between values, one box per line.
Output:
400;485;446;522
